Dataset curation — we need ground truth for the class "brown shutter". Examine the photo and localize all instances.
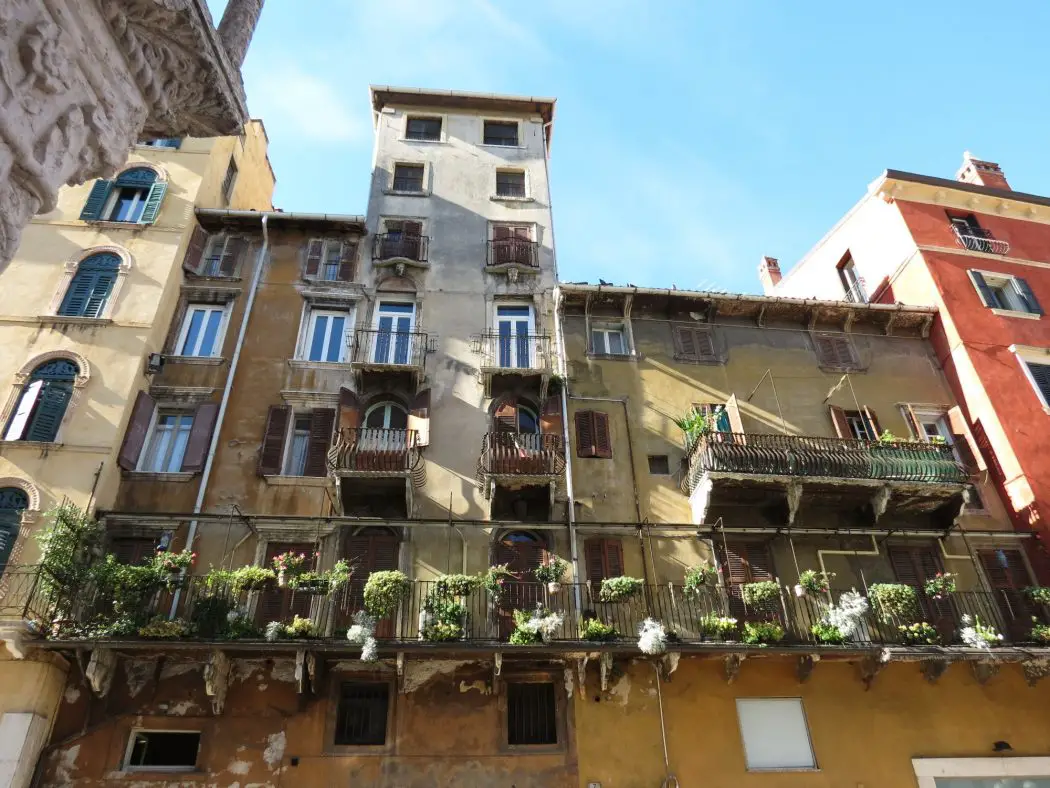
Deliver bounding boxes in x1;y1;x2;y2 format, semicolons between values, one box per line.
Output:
725;394;745;433
575;410;596;457
889;545;940;586
584;538;607;582
404;221;423;236
119;391;155;470
182;225;209;274
181;402;219;472
978;549;1030;589
744;543;774;581
673;326;697;360
593;411;612;459
304;408;335;477
863;407;882;439
337;240;358;282
947;406;986;472
338;388;362;431
828;405;850;439
219;236;246;276
304;239;324;277
539;395;562;436
257;541;313;625
900;404;922;440
695;329;716;360
408;388;431;447
603;539;624;578
718;541;749;585
493;226;512;240
494;396;518;433
257;405;290;476
111;537;156;565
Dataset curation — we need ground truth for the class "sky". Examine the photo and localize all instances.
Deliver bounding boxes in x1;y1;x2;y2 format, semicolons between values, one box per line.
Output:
206;0;1050;294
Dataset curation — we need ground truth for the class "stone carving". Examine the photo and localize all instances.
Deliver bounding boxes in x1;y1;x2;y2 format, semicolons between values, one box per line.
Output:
86;648;117;697
204;649;231;714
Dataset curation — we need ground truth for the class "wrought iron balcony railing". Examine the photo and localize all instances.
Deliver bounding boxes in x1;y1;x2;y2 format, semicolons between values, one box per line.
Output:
487;238;538;268
685;431;966;492
843;277;868;304
474;332;553;372
327;427;420;474
479;432;565;477
952;225;1010;256
351;328;428;368
372;233;429;263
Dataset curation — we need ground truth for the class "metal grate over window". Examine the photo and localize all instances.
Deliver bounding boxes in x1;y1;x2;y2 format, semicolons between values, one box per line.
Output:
507;682;557;745
335;682;390;746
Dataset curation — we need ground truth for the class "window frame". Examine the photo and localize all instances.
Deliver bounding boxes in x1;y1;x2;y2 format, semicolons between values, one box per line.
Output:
1012;345;1050;412
137;409;195;474
483;119;521;147
590;324;630;357
221;157;238;205
103;184;151;223
912;757;1050;788
403;115;444;143
495;169;528;199
282;412;314;477
56;252;122;319
122;729;201;773
647;454;671;475
968;269;1042;318
325;677;396;754
735;698;817;772
173;303;231;358
390;162;427;194
499;673;566;753
811;331;861;371
300;307;353;364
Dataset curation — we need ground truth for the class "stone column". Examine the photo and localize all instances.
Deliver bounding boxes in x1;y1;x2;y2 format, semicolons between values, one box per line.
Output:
219;0;265;69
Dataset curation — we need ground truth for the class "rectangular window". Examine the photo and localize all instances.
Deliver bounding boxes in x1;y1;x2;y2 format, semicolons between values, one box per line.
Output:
484;121;519;146
125;730;200;771
198;235;245;278
405;116;442;141
574;410;612;459
736;699;816;771
139;138;181;148
283;414;312;476
838;255;867;303
672;325;717;363
334;682;390;746
843;410;877;441
372;302;415;365
969;271;1042;315
304;309;351;363
591;326;628;356
1021;358;1050;408
812;332;859;369
140;411;194;473
496;170;526;198
647;455;670;474
221;158;238;204
507;682;557;745
495;304;535;368
176;304;227;357
392;163;424;193
107;186;150;222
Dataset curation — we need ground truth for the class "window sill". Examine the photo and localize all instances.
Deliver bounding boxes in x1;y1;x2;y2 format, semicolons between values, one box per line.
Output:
264;474;330;487
586;352;637;361
287;359;353;371
123;471;196;482
490;195;535;204
383;189;430;198
82;219;155;230
164;355;226;366
185;274;244;284
673;354;723;365
38;315;113;327
991;308;1041;320
401;137;446;145
480;143;524;150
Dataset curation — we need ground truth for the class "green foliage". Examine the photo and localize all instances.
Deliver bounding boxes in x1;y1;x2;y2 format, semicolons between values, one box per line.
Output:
1029;618;1050;644
580;619;618;642
742;620;785;645
923;572;957;600
741;581;780;606
598;576;644;603
533;556;568;585
1025;587;1050;606
869;583;921;624
89;555;164;617
363;570;410;618
225;613;262;639
698;614;738;640
509;628;541;645
54;614;139;640
203;568;236;591
423;620;463;642
877;430;901;444
798;570;832;595
683;564;718;596
229;566;276;592
152;549;195;574
288;570;330;594
811;622;845;644
897;621;940;645
482;564;514;604
286;615;315;638
190;595;234;638
673;407;711;451
36;503;106;596
433;573;481;597
328;560;353;591
138;616;193;639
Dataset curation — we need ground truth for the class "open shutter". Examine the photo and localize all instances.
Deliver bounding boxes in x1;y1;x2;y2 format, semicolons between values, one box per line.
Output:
947;406;986;472
337;241;358;282
1012;277;1043;315
257;405;290;476
304;239;324;278
575;410;596;457
725;394;745;434
968;270;996;308
407;389;430;447
539;395;562;436
828;405;850;439
744;543;774;582
304;408;335;477
25;384;72;442
900;404;923;440
58;271;97;317
79;180;112;221
219;237;246;276
4;381;43;441
118;391;155;469
138;182;168;224
182;225;209;274
978;549;1031;590
338;389;362;432
494;396;518;433
181;402;218;472
593;411;612;459
863;407;882;439
83;269;117;318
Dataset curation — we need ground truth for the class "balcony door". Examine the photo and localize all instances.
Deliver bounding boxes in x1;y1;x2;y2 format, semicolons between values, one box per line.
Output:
356;402;410;469
978;548;1039;640
494;530;547;639
491;398;543;474
342;527;401;637
716;539;777;623
887;545;955;638
372;302;415;365
495;304;534;369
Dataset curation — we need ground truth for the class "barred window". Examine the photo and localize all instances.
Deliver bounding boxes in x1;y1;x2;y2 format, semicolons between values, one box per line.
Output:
334;682;389;746
507;682;557;745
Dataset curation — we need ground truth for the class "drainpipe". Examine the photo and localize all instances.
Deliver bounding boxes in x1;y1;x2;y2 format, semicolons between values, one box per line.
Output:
170;214;270;617
552;288;580;615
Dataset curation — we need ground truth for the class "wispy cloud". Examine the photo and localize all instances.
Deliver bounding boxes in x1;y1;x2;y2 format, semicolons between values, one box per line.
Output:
243;62;365;143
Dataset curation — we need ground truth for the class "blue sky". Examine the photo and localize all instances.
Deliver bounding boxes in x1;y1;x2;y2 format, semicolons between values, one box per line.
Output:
207;1;1050;294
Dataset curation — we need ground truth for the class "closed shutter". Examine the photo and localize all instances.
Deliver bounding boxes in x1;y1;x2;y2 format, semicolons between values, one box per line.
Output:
814;334;856;368
947;406;985;472
338;241;358;282
338;389;362;432
111;537;156;566
304;408;335;477
539;395;562;437
1012;277;1043;315
119;391;155;470
968;270;997;308
304;239;324;277
79;180;112;221
138;182;168;224
343;530;401;630
407;389;430;447
978;549;1031;590
219;237;246;276
182;225;209;274
575;410;596;457
257;405;290;476
1027;362;1050;405
828;405;850;439
59;268;116;318
181;402;218;472
494;397;518;433
24;383;72;442
584;538;624;582
496;533;546;577
888;545;941;587
717;540;773;584
403;221;423;260
673;326;716;362
593;411;612;459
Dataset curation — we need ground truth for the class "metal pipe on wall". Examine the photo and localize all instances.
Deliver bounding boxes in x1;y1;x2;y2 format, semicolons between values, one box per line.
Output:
552;287;582;616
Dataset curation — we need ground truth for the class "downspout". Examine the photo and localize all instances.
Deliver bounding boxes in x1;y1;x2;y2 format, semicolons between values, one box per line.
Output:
171;214;269;617
553;287;580;615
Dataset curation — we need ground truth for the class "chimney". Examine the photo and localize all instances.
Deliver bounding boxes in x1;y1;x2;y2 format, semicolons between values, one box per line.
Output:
218;0;265;70
758;256;782;295
956;151;1010;191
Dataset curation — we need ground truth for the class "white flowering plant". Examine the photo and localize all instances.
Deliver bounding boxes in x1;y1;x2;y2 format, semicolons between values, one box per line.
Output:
347;610;378;662
824;591;869;638
509;607;564;644
960;615;1003;649
637;618;668;655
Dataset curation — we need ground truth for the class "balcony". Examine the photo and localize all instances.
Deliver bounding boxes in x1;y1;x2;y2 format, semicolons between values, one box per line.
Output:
371;233;429;270
328;427;423;516
478;433;565;480
350;328;428;387
486;238;539;275
473;332;553;396
952;225;1009;256
685;431;967;526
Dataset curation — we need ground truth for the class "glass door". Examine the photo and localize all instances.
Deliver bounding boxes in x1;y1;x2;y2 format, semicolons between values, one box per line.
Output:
373;302;415;365
495;305;534;369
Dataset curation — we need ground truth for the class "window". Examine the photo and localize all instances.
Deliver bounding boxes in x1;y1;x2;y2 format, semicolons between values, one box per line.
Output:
574;410;612;458
844;410;878;441
506;682;557;745
334;682;390;746
365;402;409;430
812;332;859;370
950;213;1008;254
1019;357;1050;408
405;116;441;141
969;271;1042;316
371;302;416;365
484;120;519;146
495;304;535;368
647;455;670;474
303;309;351;363
258;406;335;477
304;238;356;282
490;225;534;266
0;488;28;575
495;170;526;198
199;235;246;277
672;325;717;363
221;158;238;204
58;253;120;318
110;536;158;566
79;168;167;224
591;325;628;356
377;220;424;262
913;757;1050;788
284;414;312;476
175;305;228;357
124;731;200;771
838;255;867;303
736;699;815;771
392;163;424;193
140;411;194;473
4;359;77;443
138;138;181;149
584;537;624;583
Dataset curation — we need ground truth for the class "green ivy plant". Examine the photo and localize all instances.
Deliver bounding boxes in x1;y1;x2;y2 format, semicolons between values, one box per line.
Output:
580;619;618;642
869;583;921;624
811;622;845;645
741;581;781;607
363;570;410;618
742;620;784;645
421;590;468;642
684;564;719;596
36;503;106;599
598;576;644;603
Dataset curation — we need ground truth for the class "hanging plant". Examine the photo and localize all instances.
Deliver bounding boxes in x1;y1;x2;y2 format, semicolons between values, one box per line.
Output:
869;583;921;624
684;564;719;596
272;551;308;588
1025;587;1050;606
347;611;378;662
637;618;668;655
482;564;515;605
229;565;276;593
698;614;738;641
923;572;957;600
534;556;568;592
898;621;941;645
288;571;331;595
741;581;780;607
796;569;832;596
580;619;618;642
742;620;785;645
328;560;353;593
363;570;410;619
153;549;195;575
598;576;644;603
434;573;481;598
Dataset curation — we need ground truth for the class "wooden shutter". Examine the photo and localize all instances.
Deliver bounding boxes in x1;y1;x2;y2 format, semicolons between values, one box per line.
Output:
59;268;115;318
900;404;922;440
494;396;518;433
219;237;246;276
1027;362;1050;405
337;241;358;282
863;407;882;439
978;549;1031;590
575;410;596;457
496;533;546;577
1012;277;1043;315
593;411;612;459
888;545;941;586
304;239;324;277
968;270;996;308
111;537;156;566
338;389;362;431
181;402;218;472
673;326;715;362
303;408;335;477
182;225;209;274
493;226;511;240
725;394;745;433
257;541;313;625
345;531;400;573
4;381;42;441
828;405;850;439
716;540;773;584
79;180;112;221
25;384;72;442
947;406;985;472
403;221;423;260
257;405;289;475
584;538;624;582
814;334;856;368
539;395;562;436
119;391;155;470
407;389;430;447
138;182;168;224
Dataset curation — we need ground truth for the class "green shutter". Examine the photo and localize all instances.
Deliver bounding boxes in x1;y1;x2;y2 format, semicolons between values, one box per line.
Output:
79;180;112;221
24;383;72;442
59;254;120;317
968;270;996;308
1012;277;1043;316
138;182;168;224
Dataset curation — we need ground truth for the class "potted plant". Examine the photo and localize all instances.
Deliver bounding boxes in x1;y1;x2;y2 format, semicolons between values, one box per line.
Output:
684;564;719;597
288;570;330;595
580;618;618;642
421;586;469;642
363;570;410;619
328;560;353;593
923;572;957;601
482;564;514;606
138;616;194;639
741;580;781;607
1028;618;1050;644
869;583;921;624
272;551;308;588
811;622;845;644
434;573;481;598
673;407;711;452
534;556;568;593
264;614;316;641
898;621;941;645
699;613;738;641
153;549;195;588
795;569;832;597
229;565;276;593
509;607;563;645
742;620;784;645
598;576;644;603
960;615;1003;649
1025;587;1050;606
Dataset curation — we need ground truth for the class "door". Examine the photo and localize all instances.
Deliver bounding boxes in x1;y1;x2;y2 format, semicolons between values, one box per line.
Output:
887;545;955;638
492;225;532;265
342;529;401;637
255;542;314;627
0;488;27;579
715;540;777;623
372;302;415;365
978;548;1038;640
495;304;534;369
359;403;409;470
494;531;546;639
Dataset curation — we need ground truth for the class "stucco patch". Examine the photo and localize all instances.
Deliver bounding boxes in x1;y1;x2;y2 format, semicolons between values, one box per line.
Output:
124;658;157;698
263;731;286;769
160;661;201;680
63;685;80;704
233;658;266;682
606;673;631;707
458;679;491;695
270;659;296;683
166;700;199;716
52;744;79;787
403;660;471;693
227;759;252;774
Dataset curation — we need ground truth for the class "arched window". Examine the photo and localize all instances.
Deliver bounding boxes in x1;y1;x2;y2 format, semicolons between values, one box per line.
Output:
364;401;408;430
58;253;121;318
79;167;167;225
4;359;78;442
492;396;540;434
0;488;28;573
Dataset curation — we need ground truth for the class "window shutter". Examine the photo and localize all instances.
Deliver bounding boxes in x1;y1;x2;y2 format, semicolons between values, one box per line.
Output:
338;389;362;432
257;405;290;476
79;180;112;221
111;537;157;566
1012;277;1043;316
219;237;246;276
673;326;697;360
182;225;209;274
1027;362;1050;405
593;411;612;459
725;394;745;433
25;383;72;442
575;410;596;457
83;269;117;318
257;541;313;624
494;397;518;433
119;391;155;470
833;337;856;367
584;539;607;582
304;239;324;277
493;226;511;240
4;381;43;441
58;270;99;317
181;402;219;472
539;395;562;436
603;539;624;578
407;389;430;447
744;543;774;582
862;407;882;439
888;546;939;586
404;221;423;236
978;549;1030;590
138;182;168;224
304;408;335;477
828;405;850;439
947;406;986;472
337;241;358;282
718;541;749;585
900;404;923;440
968;270;996;308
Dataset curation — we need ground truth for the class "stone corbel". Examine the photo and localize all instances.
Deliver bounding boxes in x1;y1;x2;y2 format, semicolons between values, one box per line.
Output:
786;481;803;527
797;654;818;683
660;652;681;681
970;660;999;685
858;650;889;690
87;648;118;697
1022;658;1050;687
807;308;821;332
563;667;574;699
724;653;745;684
599;652;613;691
204;650;231;714
872;485;892;522
493;652;502;679
577;655;589;697
507;267;519;283
884;312;900;336
0;624;32;660
920;658;949;684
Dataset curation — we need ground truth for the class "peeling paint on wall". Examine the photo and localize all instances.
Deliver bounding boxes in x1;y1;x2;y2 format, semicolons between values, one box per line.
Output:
166;700;199;716
52;744;80;787
402;660;472;693
269;660;296;683
63;685;80;704
233;659;267;683
263;731;286;769
227;759;252;774
458;679;491;695
160;661;201;680
124;658;157;698
606;673;631;707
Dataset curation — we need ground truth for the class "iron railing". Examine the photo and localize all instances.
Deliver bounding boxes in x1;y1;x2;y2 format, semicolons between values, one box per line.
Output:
391;176;424;193
474;332;553;372
327;428;420;474
0;564;52;624
952;226;1010;255
351;328;428;369
685;431;966;492
371;234;429;263
843;277;868;304
479;433;565;477
487;238;538;268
